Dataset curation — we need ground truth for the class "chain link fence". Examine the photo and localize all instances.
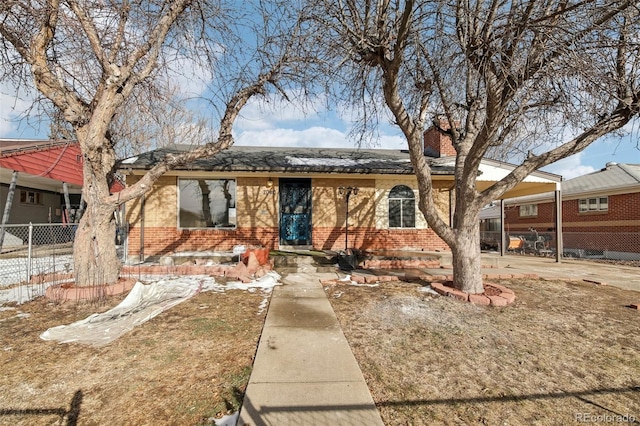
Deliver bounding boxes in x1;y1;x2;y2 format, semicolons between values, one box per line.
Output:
481;230;640;262
0;223;128;304
562;231;640;261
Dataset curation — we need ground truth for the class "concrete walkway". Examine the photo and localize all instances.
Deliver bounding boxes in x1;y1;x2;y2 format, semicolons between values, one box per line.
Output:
480;253;640;292
238;272;384;426
238;254;639;425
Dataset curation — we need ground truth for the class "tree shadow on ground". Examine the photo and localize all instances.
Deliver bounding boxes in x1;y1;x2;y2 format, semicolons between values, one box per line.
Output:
377;386;639;422
0;389;82;426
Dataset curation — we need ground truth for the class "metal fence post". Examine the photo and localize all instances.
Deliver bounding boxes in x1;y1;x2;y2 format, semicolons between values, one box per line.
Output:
24;222;34;305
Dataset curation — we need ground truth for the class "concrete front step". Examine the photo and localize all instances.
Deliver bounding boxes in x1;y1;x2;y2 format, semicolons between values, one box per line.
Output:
272;251;337;274
276;265;338;275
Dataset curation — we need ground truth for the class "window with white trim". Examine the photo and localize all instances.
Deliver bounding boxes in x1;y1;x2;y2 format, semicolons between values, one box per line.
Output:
179;178;236;228
388;185;415;228
20;190;42;205
579;196;608;212
519;204;538;217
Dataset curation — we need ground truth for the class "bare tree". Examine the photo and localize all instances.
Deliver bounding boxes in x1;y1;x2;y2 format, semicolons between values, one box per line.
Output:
0;0;308;286
312;0;640;293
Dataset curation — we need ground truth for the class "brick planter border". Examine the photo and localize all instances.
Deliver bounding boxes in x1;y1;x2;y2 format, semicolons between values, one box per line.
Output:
430;281;516;307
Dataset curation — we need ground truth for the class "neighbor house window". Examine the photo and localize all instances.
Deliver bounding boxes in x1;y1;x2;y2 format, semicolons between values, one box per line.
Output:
519;204;538;217
20;190;42;205
579;196;608;212
388;185;415;228
179;179;236;228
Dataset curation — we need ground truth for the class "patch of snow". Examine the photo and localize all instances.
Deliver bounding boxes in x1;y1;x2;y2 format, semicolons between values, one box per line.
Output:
121;156;138;164
257;297;269;315
349;282;379;288
286;157;381;167
333;291;343;298
0;309;30;322
213;412;238;426
0;254;74;288
338;275;352;282
400;303;423;316
419;286;439;296
224;272;282;291
0;282;61;305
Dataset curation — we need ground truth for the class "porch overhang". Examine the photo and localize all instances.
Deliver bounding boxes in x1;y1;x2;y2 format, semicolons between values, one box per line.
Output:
476;180;559;199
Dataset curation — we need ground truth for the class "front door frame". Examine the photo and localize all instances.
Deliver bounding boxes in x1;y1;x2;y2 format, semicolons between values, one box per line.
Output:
279;178;312;247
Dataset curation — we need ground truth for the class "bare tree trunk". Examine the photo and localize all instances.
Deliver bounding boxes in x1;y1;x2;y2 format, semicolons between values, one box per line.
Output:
73;130;121;286
73;196;120;286
451;222;484;294
197;179;213;226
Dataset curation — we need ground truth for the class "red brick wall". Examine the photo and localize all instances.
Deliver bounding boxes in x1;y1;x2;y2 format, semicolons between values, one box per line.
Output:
129;224;450;257
313;226;449;252
503;202;556;232
504;192;640;253
128;226;279;257
423;124;457;157
562;192;640;227
505;192;640;233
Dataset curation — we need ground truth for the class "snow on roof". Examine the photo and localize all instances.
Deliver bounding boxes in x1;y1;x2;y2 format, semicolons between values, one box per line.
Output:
286;156;377;167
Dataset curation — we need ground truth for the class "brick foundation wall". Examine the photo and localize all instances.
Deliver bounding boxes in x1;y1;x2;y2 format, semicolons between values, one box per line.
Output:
313;226;449;252
128;226;279;257
129;225;450;257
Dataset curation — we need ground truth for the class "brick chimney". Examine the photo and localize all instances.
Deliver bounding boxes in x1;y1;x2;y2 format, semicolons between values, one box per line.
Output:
423;121;457;158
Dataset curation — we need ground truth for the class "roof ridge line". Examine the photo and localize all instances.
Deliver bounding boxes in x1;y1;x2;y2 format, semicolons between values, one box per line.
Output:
616;163;640;184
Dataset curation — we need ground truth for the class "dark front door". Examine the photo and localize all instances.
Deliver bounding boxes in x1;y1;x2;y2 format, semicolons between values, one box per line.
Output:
279;178;312;246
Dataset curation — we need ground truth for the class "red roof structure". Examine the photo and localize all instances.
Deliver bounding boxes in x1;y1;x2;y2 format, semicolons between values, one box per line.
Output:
0;139;123;192
0;140;84;186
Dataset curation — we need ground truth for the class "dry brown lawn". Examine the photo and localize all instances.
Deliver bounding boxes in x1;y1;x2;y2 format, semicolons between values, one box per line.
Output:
326;278;640;425
1;274;639;426
0;287;267;425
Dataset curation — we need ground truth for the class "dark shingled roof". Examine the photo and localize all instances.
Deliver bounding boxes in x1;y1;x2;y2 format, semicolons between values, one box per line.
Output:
120;146;455;175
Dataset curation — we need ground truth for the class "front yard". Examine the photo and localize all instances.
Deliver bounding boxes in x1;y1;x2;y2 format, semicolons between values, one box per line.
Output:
0;272;638;425
326;277;640;425
0;285;267;425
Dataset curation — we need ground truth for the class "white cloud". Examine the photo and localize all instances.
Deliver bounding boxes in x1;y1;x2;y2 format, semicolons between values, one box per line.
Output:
236;94;326;132
235;125;408;150
236;127;347;148
543;153;596;180
0;83;35;138
167;53;213;99
377;133;407;149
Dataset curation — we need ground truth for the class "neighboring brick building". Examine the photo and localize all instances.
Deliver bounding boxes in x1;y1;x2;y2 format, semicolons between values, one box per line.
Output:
121;128;560;261
498;162;640;260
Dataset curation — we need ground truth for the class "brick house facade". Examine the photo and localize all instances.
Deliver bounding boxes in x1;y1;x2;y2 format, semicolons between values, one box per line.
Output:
124;172;454;260
499;163;640;259
121;129;560;261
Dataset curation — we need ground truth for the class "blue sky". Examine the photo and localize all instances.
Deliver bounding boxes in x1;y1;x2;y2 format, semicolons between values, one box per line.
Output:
1;81;638;180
